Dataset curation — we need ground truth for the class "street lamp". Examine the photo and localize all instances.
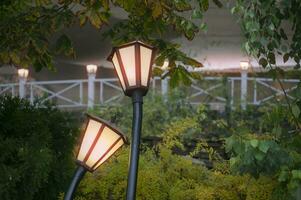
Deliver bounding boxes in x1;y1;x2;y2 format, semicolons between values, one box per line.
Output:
86;64;97;108
107;41;156;200
17;68;29;98
64;114;127;200
240;61;250;110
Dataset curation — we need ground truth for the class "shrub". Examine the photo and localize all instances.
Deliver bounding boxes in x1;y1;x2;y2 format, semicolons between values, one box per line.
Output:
73;118;278;200
0;96;80;200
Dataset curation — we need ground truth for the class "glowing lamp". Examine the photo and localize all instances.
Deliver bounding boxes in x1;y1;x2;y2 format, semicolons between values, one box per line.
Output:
76;114;127;172
161;59;169;70
107;41;156;96
240;61;249;70
18;68;29;79
86;64;98;74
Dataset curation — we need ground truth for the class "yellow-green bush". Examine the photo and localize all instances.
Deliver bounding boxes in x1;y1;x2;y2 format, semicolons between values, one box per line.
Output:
73;145;278;200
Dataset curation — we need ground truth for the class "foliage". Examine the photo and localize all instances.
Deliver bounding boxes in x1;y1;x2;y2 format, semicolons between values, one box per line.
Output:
0;96;80;200
225;103;301;199
0;0;225;86
232;0;301;69
91;89;198;137
70;124;278;200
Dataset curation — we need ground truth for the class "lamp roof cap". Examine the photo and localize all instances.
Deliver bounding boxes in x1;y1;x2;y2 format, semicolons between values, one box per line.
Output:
107;40;156;61
85;113;128;144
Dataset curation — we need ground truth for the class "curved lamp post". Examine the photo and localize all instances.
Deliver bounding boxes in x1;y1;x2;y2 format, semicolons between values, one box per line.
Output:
64;114;127;200
107;41;156;200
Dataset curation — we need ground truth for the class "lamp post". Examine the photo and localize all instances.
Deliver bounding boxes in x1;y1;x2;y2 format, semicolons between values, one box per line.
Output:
64;114;127;200
107;41;156;200
86;64;97;108
240;61;249;110
17;68;29;98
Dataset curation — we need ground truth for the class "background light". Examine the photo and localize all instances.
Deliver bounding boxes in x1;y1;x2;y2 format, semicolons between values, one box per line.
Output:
76;114;127;172
18;68;29;79
107;41;156;96
86;64;98;74
161;59;169;70
240;61;249;70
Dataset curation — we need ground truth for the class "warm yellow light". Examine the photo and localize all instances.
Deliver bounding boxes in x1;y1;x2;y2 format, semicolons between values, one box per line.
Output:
18;68;29;79
161;60;169;70
240;61;249;70
86;64;98;74
107;41;156;96
76;114;127;172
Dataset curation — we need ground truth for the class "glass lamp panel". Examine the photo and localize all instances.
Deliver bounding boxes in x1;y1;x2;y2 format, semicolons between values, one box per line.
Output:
85;126;121;168
92;139;124;170
119;45;136;86
112;53;126;90
77;119;102;162
140;46;153;86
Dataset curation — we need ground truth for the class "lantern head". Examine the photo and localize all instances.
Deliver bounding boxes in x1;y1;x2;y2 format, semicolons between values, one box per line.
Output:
76;114;127;172
107;41;156;97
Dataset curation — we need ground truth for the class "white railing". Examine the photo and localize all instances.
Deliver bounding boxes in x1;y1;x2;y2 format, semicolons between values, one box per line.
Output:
0;76;299;109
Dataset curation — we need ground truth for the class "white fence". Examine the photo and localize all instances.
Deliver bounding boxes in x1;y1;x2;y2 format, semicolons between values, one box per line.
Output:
0;76;299;109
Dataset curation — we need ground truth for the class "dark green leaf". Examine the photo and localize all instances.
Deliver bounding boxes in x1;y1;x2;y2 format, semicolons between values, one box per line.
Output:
259;57;268;68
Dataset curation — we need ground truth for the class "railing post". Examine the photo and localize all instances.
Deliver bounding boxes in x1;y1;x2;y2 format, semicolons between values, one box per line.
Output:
231;79;234;107
86;65;97;109
161;77;168;98
79;82;83;105
240;61;249;110
18;69;29;98
240;70;248;110
100;81;103;104
30;84;34;104
253;78;257;105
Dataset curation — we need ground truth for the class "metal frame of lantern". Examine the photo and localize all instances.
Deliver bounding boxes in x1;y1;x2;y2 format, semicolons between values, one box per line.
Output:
64;114;127;200
107;41;156;97
107;41;156;200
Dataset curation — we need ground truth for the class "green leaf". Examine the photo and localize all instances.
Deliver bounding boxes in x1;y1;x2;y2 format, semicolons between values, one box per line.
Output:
250;139;259;148
258;141;270;153
200;0;209;11
199;23;207;31
283;53;290;63
192;10;203;19
278;169;289;182
254;151;265;161
268;52;276;64
259;57;268;68
225;136;235;153
292;170;301;180
152;2;163;18
212;0;223;8
292;104;300;118
55;34;74;56
280;28;288;40
229;157;237;167
79;14;87;26
10;52;20;64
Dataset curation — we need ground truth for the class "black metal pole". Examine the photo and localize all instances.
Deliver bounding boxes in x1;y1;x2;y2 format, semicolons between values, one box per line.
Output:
126;90;144;200
64;166;87;200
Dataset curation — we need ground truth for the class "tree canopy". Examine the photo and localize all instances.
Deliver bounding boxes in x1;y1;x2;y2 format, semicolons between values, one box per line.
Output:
1;0;301;84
